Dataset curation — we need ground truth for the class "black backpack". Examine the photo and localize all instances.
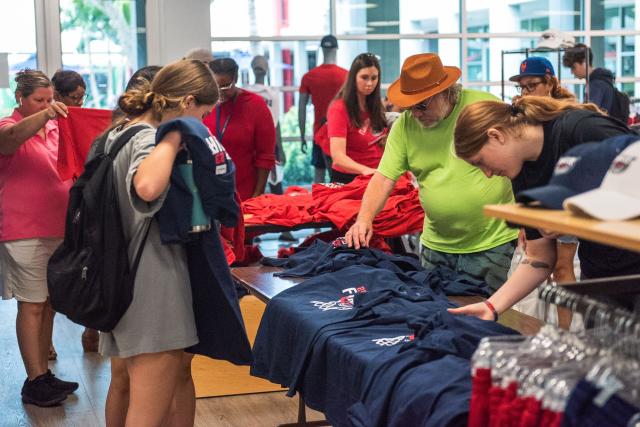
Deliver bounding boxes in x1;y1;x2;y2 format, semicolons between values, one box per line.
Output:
608;86;631;124
592;76;631;123
48;125;150;332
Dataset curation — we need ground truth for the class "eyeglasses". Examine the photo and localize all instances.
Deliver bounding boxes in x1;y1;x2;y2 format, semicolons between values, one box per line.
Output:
218;82;235;91
64;93;87;103
410;96;435;112
515;80;544;93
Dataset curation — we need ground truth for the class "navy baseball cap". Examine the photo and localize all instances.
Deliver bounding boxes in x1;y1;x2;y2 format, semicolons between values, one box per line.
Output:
516;135;640;209
509;57;555;82
320;35;338;49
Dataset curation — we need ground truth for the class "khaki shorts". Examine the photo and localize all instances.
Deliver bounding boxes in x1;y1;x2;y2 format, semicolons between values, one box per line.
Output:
0;238;62;303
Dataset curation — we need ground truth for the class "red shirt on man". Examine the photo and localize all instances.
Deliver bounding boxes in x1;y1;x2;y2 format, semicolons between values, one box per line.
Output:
326;98;384;173
204;89;275;201
300;64;348;133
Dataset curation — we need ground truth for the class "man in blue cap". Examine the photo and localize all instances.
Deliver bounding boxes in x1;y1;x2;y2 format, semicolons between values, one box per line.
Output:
510;56;574;99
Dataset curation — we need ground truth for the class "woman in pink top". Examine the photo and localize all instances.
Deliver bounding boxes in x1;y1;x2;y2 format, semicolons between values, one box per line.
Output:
0;70;77;407
327;53;387;184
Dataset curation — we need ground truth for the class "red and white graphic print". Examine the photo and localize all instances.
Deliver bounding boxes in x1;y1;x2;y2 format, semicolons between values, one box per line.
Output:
310;285;367;311
371;334;415;347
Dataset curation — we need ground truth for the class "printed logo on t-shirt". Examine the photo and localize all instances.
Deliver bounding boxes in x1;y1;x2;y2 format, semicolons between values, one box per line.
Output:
554;156;579;175
357;118;371;136
205;135;226;155
609;154;636;174
205;135;230;175
319;182;344;189
310;285;367;311
371;334;415;347
214;152;226;165
332;237;347;248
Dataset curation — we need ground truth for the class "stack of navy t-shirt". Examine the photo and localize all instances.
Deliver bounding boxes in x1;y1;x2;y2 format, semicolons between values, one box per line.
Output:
252;244;517;426
262;240;490;297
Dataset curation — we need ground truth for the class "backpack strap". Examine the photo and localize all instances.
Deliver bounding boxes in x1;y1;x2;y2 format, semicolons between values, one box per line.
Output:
106;124;150;160
130;218;152;278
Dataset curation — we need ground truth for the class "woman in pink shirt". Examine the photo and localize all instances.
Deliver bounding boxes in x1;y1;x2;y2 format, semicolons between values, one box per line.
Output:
327;53;387;184
0;70;77;407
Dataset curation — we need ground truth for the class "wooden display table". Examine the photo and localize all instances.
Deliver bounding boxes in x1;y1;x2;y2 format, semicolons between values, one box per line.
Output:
484;204;640;253
231;265;544;427
231;266;543;337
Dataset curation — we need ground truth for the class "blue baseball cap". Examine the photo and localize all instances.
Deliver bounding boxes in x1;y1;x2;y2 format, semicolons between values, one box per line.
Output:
516;135;640;209
509;57;555;82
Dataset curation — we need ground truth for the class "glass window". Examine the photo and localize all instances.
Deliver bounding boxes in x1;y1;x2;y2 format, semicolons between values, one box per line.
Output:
338;0;459;35
592;0;635;31
211;39;317;186
0;0;37;117
588;35;635;76
212;39;320;123
399;38;461;71
589;35;638;97
211;0;330;37
466;37;540;83
60;0;146;109
466;0;583;33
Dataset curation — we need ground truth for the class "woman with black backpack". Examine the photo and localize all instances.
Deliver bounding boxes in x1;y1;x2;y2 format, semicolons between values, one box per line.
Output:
93;59;220;426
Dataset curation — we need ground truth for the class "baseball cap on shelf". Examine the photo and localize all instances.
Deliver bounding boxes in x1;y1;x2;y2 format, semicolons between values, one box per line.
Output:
516;135;640;209
509;57;555;82
320;35;338;49
537;30;575;49
563;141;640;221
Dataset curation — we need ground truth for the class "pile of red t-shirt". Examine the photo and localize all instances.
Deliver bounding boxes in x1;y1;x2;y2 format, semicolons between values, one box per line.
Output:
468;367;563;427
243;186;314;227
242;176;422;238
309;175;423;237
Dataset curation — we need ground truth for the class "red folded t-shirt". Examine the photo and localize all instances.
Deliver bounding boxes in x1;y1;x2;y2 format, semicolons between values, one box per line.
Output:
57;107;112;180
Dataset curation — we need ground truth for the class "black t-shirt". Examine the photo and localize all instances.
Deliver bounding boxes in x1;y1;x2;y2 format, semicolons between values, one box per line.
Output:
511;109;640;279
513;109;631;240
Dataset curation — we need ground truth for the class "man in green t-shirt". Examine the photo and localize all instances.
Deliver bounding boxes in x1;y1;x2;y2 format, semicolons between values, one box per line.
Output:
345;53;518;292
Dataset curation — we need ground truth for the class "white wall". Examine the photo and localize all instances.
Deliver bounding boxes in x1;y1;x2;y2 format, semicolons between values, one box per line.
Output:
146;0;212;65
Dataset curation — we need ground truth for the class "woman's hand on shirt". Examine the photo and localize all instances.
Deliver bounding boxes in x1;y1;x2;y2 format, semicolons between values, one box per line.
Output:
44;101;68;120
447;302;495;321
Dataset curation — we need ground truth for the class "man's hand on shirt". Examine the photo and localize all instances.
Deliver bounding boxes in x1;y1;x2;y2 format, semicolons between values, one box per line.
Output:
362;167;377;176
345;220;373;249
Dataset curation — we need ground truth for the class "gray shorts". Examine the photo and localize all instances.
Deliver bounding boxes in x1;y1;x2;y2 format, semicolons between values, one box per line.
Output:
0;238;62;303
420;240;516;293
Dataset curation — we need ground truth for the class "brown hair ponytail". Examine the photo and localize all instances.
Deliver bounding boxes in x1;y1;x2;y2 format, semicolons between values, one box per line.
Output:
454;96;603;159
116;59;219;123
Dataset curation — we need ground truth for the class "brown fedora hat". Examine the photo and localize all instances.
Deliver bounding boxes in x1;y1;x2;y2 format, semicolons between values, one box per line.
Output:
387;53;461;108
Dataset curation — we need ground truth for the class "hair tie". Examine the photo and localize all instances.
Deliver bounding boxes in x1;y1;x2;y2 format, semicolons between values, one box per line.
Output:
510;103;521;116
143;91;155;106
